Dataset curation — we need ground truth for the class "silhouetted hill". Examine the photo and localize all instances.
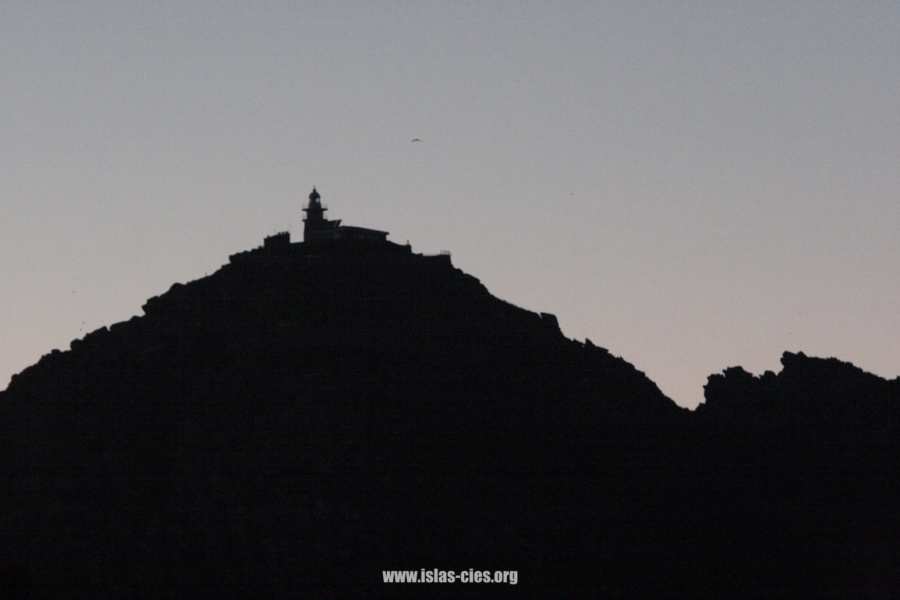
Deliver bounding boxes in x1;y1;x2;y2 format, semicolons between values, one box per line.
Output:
0;240;897;599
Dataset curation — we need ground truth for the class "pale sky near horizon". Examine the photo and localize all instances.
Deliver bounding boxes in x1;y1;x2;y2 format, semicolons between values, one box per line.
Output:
2;2;897;408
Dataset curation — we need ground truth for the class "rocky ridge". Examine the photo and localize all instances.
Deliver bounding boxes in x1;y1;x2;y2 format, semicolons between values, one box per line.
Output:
0;240;896;598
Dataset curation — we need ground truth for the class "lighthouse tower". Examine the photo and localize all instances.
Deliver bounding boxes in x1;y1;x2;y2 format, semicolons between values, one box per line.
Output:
302;187;340;241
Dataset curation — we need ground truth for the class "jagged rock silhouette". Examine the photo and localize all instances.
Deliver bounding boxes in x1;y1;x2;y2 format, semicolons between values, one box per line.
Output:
0;237;897;598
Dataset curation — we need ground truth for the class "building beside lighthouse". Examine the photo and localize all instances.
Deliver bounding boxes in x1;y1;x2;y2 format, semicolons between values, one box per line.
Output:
302;187;389;243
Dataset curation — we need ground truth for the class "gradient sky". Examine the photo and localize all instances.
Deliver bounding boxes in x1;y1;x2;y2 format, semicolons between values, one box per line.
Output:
2;2;897;408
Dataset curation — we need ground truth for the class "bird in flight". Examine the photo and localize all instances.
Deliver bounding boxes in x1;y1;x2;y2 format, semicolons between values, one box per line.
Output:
411;138;422;142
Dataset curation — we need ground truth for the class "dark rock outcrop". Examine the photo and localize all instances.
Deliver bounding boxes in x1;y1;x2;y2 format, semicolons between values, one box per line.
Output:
693;353;900;597
0;240;897;598
700;352;899;440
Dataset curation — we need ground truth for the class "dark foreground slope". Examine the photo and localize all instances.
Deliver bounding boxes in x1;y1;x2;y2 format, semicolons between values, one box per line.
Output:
1;241;897;598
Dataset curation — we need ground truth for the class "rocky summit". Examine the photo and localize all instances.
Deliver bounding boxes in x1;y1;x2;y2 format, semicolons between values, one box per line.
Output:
1;237;897;599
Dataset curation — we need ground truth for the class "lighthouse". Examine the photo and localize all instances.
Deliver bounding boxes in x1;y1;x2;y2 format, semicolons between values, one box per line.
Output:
302;188;388;243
